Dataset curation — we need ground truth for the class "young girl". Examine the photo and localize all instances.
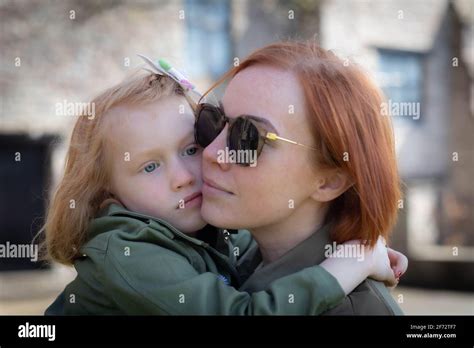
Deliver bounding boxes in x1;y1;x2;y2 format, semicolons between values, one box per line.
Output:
43;65;404;315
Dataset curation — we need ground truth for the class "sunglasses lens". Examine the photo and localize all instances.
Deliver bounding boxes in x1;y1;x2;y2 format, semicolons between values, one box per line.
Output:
229;118;261;166
195;105;226;147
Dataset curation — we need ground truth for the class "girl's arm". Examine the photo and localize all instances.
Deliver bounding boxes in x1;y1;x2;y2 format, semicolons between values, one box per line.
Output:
101;234;404;315
64;230;405;315
99;233;345;315
320;237;408;294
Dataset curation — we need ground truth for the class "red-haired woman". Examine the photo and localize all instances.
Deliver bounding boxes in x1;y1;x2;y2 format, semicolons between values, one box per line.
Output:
196;40;407;314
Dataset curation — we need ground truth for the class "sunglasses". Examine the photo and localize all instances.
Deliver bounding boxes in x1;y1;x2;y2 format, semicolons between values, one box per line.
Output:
194;103;317;166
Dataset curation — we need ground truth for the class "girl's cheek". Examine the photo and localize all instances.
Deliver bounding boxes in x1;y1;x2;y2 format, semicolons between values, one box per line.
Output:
189;154;203;170
140;175;159;193
145;181;166;202
193;152;203;163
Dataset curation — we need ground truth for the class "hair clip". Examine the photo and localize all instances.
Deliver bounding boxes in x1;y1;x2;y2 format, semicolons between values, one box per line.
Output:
137;54;201;96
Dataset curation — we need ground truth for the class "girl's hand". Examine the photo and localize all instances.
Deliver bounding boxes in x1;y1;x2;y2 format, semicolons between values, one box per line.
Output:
387;247;408;282
366;237;408;287
320;236;409;295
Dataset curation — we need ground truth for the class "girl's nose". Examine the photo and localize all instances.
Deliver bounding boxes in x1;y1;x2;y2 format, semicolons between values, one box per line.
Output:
170;160;195;191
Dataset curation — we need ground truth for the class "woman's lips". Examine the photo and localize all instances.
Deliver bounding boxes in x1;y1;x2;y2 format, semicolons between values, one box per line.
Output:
202;178;233;196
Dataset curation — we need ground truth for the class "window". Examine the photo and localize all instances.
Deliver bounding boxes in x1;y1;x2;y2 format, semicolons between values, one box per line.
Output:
185;0;232;80
377;49;423;123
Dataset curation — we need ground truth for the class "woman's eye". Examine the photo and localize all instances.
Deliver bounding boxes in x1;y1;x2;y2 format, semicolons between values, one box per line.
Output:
183;145;200;156
143;162;159;173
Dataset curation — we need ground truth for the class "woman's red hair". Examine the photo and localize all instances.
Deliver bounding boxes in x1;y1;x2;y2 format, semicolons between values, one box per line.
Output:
205;41;401;246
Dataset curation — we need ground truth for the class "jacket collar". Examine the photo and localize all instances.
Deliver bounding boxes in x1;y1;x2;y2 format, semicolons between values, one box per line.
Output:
95;203;212;247
239;224;332;292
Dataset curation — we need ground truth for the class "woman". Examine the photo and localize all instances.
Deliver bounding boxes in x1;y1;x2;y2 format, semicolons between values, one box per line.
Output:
195;40;406;314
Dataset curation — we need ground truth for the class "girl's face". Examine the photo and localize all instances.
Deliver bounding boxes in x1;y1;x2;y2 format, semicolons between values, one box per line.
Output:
106;95;206;234
200;66;325;230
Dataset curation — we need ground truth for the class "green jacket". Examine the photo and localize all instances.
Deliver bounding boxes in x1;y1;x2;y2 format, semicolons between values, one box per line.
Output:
45;203;345;315
238;224;404;315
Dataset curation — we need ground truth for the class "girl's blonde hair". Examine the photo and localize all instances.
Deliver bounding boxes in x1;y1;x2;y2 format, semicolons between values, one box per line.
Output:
41;72;184;265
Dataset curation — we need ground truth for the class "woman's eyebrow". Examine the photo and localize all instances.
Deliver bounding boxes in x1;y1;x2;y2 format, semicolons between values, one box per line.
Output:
246;115;279;134
219;100;279;134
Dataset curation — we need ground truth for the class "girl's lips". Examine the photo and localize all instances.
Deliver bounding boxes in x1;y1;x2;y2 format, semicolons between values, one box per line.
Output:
184;191;202;203
184;193;202;208
177;192;203;209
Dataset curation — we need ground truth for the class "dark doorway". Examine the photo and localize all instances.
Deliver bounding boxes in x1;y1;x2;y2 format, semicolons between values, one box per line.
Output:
0;134;57;271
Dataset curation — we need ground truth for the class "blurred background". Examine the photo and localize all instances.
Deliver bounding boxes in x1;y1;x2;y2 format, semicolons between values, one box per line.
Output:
0;0;473;315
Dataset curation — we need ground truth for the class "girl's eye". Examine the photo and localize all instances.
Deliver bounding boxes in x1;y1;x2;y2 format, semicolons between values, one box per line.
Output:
143;162;160;173
183;145;200;156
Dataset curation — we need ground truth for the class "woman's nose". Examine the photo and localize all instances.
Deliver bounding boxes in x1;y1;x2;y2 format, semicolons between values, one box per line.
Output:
170;160;195;191
202;124;231;171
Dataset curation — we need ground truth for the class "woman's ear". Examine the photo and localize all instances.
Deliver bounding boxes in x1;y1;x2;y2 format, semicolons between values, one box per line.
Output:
311;169;353;202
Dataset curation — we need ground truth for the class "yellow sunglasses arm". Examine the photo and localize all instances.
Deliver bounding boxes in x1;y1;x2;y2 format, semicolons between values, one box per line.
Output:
265;132;317;151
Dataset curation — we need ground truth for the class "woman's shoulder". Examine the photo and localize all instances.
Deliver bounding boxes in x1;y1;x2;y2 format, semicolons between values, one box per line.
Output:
364;279;404;315
323;279;404;315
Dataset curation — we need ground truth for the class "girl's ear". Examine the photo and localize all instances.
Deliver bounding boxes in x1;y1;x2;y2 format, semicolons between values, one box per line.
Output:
311;169;353;203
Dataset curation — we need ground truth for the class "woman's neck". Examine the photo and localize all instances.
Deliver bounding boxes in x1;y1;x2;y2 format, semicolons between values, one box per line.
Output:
250;200;328;265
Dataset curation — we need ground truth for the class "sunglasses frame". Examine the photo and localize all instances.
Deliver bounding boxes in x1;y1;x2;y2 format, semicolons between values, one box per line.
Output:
195;103;269;159
194;103;318;163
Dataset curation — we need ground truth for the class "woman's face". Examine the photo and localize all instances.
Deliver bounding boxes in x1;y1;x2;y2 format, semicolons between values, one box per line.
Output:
201;65;324;230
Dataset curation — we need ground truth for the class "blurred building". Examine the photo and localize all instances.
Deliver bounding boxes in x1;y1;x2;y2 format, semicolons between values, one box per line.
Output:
318;0;474;291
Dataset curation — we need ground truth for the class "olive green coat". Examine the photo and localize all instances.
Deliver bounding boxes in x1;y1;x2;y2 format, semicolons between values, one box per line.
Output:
45;204;345;315
238;224;403;315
